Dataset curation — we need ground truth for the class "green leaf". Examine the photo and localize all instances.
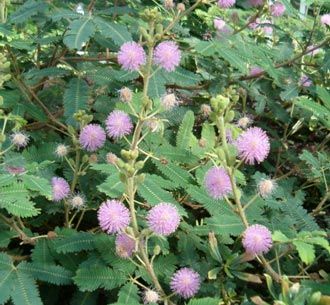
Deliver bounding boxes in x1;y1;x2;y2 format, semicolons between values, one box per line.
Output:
153;160;194;188
117;283;140;305
272;231;289;243
147;70;166;99
97;173;124;198
293;241;315;265
0;231;16;248
9;0;48;24
74;265;125;292
0;183;40;218
19;262;73;285
163;67;202;87
63;78;89;126
22;175;52;198
0;253;15;305
316;86;330;110
188;297;222;305
10;264;43;305
176;110;195;149
53;232;95;254
70;291;98;305
93;17;132;45
155;145;199;163
63;17;96;50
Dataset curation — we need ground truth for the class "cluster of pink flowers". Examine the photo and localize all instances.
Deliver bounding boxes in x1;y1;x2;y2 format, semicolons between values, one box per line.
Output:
118;40;181;72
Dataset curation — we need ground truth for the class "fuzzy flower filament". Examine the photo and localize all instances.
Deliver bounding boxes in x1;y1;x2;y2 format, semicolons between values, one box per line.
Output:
217;0;235;8
170;268;201;299
115;233;136;258
98;200;130;234
147;203;180;236
106;110;133;139
117;41;146;71
204;167;232;199
235;127;270;165
79;124;106;152
51;177;70;201
242;224;272;255
153;41;181;72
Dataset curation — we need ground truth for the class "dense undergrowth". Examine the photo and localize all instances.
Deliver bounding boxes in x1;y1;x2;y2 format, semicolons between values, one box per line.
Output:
0;0;329;304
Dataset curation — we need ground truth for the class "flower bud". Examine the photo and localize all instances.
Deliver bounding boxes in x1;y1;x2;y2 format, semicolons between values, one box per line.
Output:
258;179;276;198
89;154;98;163
143;289;160;304
200;104;212;117
106;152;118;165
119;87;133;103
164;0;174;9
55;144;69;157
11;132;29;148
177;3;185;12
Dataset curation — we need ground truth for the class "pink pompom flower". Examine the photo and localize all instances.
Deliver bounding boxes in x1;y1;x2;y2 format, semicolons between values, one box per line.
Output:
51;177;70;201
217;0;235;9
249;66;264;77
270;2;286;17
321;14;330;26
170;268;201;299
204;166;232;199
249;17;260;29
146;203;180;236
105;110;133;139
235;127;270;165
79;124;106;152
214;18;226;31
98;200;130;234
117;41;146;71
242;224;272;255
153;41;181;72
115;233;136;258
299;74;312;87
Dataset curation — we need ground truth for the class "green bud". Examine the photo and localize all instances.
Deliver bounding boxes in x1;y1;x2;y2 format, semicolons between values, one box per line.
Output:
225;110;235;122
309;292;321;305
116;159;126;169
153;245;161;256
155;24;163;35
131;149;139;160
121;149;131;160
210;97;219;112
218;96;230;110
135;161;145;170
82;154;89;163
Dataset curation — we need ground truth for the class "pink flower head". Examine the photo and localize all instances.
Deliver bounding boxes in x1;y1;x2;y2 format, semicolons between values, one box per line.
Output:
204;167;232;199
321;14;330;26
242;224;272;255
147;203;180;236
117;41;146;71
51;177;70;201
105;110;133;139
153;41;181;72
214;18;226;31
79;124;106;152
249;66;264;77
299;74;312;87
98;200;130;234
262;25;273;35
258;179;277;198
170;267;201;299
217;0;235;9
249;0;264;6
115;233;136;258
270;2;286;17
235;127;270;165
